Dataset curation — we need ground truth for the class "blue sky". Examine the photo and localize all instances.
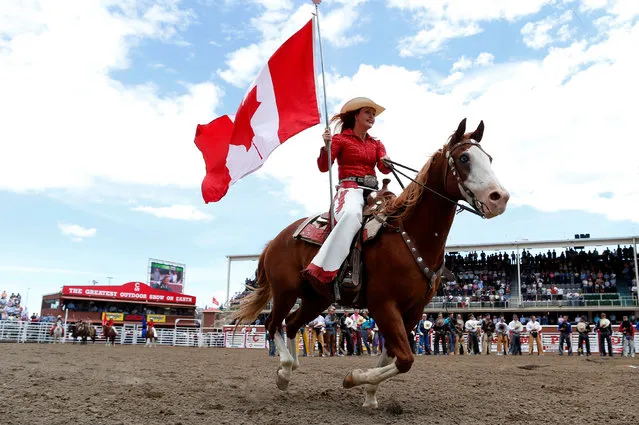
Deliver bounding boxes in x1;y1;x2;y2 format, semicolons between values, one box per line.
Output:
1;0;638;316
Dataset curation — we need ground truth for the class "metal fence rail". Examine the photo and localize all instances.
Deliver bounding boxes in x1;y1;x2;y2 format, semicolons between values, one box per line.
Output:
0;321;225;348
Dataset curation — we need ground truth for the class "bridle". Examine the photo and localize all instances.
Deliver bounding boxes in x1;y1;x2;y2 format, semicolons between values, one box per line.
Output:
384;139;492;219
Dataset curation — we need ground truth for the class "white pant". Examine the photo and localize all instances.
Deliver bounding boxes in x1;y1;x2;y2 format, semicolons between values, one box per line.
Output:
309;187;364;279
622;336;636;356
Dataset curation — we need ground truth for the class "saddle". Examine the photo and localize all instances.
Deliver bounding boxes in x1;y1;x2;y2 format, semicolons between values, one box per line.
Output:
292;179;396;306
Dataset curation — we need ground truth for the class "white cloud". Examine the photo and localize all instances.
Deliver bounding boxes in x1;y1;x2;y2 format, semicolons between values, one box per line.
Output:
399;21;482;57
217;1;369;87
0;0;221;193
521;11;573;49
255;17;639;223
452;56;473;71
390;0;554;56
58;223;97;242
475;52;495;67
132;204;214;221
452;52;494;72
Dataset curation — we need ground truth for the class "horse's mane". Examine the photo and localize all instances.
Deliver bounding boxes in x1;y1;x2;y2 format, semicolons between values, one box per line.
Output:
384;146;445;220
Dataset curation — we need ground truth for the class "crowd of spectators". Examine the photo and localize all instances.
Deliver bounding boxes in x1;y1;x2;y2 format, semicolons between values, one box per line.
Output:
0;290;26;320
441;251;512;305
520;246;635;301
439;245;636;304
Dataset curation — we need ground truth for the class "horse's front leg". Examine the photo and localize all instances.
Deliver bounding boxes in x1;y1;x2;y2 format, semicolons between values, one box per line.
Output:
343;307;415;409
362;347;394;408
286;334;300;371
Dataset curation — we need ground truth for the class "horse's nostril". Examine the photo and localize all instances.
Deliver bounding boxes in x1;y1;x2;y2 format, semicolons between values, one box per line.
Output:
489;191;501;201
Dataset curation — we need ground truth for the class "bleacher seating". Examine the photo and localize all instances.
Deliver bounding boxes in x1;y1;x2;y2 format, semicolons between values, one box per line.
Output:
0;291;25;320
437;245;636;308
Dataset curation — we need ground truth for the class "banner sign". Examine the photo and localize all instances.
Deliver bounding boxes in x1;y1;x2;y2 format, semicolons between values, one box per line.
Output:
103;312;124;322
223;325;266;349
146;314;166;323
62;281;196;305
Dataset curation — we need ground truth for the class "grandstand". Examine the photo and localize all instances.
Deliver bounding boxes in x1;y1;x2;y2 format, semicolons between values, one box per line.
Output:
0;291;25;321
224;235;638;322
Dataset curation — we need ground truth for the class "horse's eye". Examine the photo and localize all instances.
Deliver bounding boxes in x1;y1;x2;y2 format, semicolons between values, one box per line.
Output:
459;154;469;164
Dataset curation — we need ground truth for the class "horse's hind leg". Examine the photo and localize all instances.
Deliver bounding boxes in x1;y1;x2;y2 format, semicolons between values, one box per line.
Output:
268;290;300;391
284;296;331;370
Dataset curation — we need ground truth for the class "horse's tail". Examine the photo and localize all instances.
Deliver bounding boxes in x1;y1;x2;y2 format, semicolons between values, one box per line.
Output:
231;245;271;327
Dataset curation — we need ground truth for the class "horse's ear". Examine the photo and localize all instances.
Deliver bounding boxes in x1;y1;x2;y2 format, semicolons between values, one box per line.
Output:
452;118;467;144
470;120;484;143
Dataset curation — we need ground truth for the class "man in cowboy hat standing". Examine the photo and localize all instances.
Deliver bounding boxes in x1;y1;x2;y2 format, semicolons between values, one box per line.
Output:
301;97;392;296
576;316;592;357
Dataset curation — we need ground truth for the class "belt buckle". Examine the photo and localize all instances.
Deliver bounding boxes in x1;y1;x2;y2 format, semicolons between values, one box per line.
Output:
363;175;377;188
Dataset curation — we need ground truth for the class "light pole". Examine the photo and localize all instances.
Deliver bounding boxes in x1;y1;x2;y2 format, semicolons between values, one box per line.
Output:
25;287;31;317
107;276;113;285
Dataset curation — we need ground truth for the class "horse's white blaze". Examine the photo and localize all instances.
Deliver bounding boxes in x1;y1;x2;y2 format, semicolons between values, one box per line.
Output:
460;144;508;217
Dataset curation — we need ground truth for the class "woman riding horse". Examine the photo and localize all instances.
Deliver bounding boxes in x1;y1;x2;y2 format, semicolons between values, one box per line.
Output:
234;108;510;408
302;97;392;297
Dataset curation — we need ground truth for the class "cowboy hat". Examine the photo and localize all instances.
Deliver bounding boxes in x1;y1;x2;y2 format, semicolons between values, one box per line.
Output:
340;97;385;116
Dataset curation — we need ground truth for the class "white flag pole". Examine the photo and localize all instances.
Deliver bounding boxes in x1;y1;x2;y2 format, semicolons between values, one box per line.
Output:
313;0;334;229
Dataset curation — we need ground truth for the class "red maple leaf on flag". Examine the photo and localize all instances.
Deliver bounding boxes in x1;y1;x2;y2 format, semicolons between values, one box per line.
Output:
230;86;262;158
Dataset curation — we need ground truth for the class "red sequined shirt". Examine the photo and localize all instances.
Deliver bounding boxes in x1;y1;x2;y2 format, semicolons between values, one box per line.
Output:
317;129;391;180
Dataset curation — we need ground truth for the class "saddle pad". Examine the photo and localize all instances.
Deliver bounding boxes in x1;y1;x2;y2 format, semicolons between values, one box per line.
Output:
293;212;387;246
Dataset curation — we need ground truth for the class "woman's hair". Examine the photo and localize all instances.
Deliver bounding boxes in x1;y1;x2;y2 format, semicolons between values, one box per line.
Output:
330;109;361;133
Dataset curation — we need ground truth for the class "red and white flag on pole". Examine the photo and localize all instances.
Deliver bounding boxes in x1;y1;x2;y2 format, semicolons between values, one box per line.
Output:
211;297;219;307
195;19;320;203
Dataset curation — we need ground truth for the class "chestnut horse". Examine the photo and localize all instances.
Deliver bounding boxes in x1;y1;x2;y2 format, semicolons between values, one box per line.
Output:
233;118;509;408
102;324;118;346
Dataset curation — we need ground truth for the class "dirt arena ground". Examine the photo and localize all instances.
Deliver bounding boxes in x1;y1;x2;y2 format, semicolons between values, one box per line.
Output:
1;344;637;425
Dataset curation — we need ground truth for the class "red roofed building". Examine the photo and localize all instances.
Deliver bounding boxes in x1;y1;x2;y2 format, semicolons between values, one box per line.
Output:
41;281;197;327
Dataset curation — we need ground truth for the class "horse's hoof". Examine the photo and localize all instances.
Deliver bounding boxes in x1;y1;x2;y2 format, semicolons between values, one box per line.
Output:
362;400;379;409
276;367;289;391
342;372;356;389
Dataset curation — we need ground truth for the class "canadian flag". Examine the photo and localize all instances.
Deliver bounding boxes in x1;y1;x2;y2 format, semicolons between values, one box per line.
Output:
195;19;321;203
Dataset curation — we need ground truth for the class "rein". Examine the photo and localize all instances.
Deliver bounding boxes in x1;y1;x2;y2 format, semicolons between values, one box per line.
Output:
384;155;486;218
